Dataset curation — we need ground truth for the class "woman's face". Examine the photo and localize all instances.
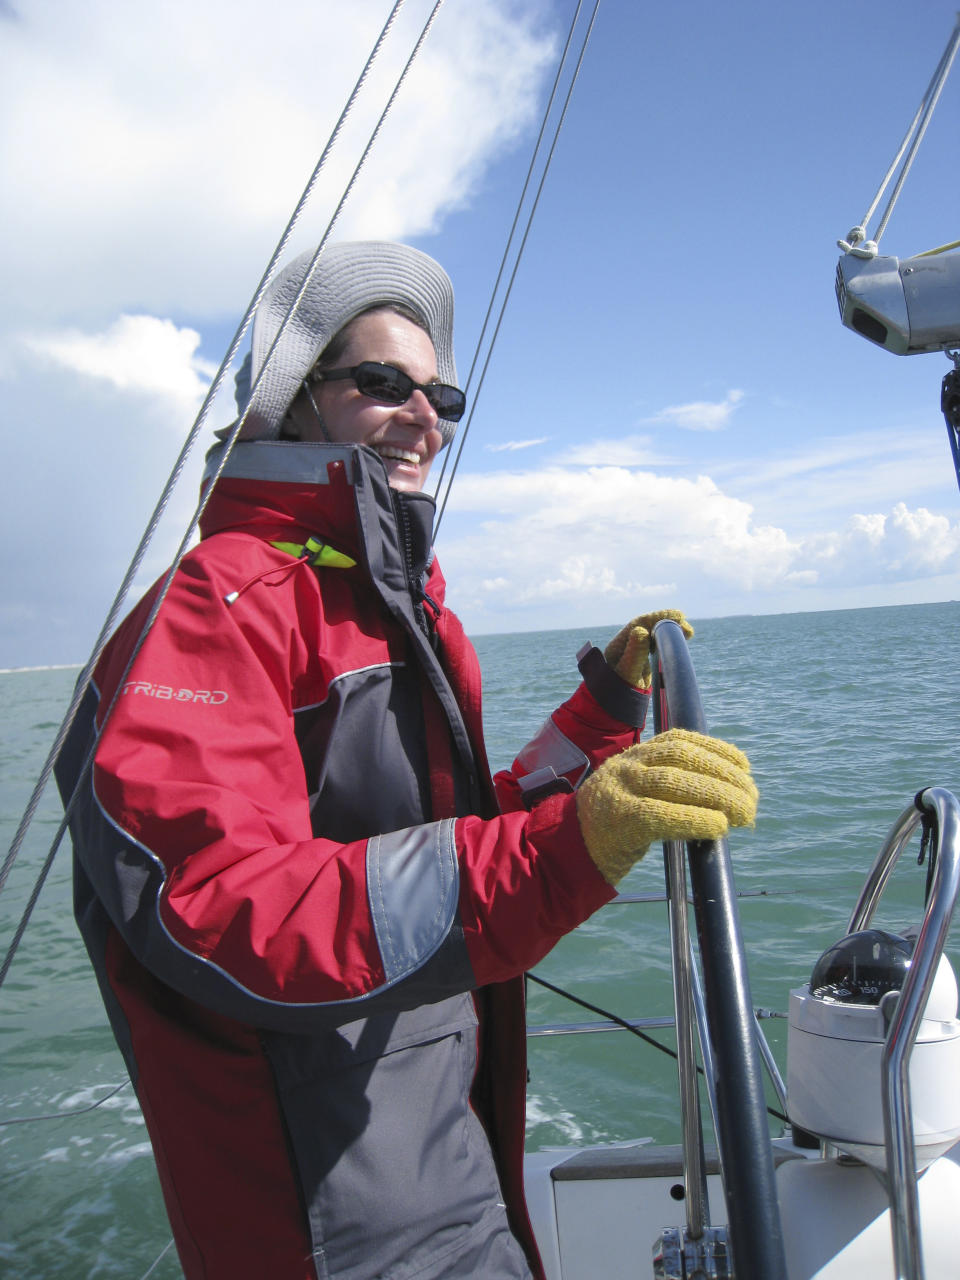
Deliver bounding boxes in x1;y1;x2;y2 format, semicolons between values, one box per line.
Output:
290;310;445;493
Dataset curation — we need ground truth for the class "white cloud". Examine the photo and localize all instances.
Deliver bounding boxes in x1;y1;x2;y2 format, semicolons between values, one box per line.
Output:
649;389;744;432
486;438;550;453
0;0;555;324
0;0;558;667
3;4;957;664
558;435;668;466
717;426;956;534
24;316;216;418
803;503;960;583
438;461;960;632
784;569;818;585
440;464;798;628
0;345;210;668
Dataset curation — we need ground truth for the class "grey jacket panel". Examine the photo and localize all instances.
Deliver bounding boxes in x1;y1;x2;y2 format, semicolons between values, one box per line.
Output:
57;448;481;1032
59;441;528;1279
263;994;516;1279
294;661;431;844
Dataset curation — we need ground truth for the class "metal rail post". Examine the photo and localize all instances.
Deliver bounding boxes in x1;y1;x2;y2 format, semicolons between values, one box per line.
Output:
652;619;788;1280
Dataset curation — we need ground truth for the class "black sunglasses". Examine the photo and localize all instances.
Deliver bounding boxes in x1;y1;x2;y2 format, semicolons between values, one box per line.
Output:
313;361;466;422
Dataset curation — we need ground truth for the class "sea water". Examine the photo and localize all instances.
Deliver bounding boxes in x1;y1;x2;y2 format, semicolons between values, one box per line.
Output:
2;602;959;1278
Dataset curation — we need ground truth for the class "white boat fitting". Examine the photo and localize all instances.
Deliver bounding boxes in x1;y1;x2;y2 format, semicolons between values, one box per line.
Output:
525;1139;960;1280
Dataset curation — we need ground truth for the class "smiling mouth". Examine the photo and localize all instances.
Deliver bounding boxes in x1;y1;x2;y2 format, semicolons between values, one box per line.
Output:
375;444;421;466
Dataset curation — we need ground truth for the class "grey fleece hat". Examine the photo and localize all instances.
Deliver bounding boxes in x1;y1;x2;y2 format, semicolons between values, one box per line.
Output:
234;240;459;445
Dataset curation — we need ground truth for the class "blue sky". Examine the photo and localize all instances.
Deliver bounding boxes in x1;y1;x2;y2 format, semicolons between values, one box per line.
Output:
2;0;960;667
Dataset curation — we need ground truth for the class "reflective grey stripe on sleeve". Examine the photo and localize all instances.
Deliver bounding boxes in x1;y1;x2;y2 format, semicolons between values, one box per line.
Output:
515;717;590;789
366;819;460;983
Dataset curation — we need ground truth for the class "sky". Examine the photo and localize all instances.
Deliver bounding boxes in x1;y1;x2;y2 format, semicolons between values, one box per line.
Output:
3;0;960;668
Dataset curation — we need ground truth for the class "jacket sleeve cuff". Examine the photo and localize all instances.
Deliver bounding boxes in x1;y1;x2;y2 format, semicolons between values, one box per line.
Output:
524;791;618;913
576;643;650;727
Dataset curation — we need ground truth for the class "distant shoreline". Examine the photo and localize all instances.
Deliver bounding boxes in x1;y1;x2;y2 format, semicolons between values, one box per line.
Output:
0;663;83;676
3;599;959;667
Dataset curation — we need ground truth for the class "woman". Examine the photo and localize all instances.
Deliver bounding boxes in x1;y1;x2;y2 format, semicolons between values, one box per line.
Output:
57;241;756;1279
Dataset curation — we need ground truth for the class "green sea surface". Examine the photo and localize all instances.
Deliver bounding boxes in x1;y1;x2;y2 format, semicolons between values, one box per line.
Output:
2;602;959;1278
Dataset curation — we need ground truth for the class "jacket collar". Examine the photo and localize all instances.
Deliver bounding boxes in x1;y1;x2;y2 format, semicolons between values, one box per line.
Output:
200;440;438;594
202;439;478;801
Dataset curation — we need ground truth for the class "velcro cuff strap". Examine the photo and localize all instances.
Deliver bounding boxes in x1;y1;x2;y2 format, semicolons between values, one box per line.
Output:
576;643;649;728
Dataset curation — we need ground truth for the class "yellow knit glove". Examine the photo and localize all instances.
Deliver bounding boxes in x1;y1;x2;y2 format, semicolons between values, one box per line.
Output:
604;610;694;688
576;728;758;885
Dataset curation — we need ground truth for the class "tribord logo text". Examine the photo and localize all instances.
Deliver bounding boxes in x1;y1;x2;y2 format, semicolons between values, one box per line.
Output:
122;681;228;705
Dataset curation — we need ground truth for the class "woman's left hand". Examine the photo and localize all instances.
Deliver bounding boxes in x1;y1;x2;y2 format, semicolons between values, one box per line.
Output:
604;609;694;687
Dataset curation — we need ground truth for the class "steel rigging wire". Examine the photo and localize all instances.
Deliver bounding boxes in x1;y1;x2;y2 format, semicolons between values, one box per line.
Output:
0;14;623;1241
0;0;445;986
1;7;446;1276
0;7;606;1274
0;0;602;987
838;14;960;259
431;0;602;533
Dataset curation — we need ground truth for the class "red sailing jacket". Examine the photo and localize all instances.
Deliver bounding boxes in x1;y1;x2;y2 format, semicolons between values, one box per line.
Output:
57;441;648;1280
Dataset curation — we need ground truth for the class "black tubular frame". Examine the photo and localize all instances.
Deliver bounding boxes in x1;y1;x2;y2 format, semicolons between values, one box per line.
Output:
651;619;788;1280
941;360;960;499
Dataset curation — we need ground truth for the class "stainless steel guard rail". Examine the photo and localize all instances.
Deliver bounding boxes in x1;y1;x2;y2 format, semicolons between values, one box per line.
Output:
846;786;960;1280
651;619;789;1280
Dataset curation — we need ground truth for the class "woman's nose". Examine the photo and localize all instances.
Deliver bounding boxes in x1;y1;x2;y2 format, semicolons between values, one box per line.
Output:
401;387;439;428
